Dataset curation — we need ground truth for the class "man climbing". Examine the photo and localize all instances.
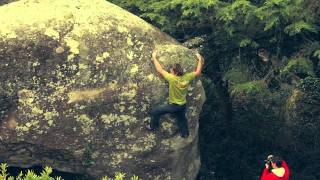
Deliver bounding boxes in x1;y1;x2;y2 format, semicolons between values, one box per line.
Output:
147;50;204;138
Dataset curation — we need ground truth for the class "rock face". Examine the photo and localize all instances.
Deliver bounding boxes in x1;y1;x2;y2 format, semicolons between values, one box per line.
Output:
285;77;320;147
0;0;205;179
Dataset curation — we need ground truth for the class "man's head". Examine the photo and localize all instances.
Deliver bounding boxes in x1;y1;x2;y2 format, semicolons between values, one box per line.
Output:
271;156;282;168
170;63;183;76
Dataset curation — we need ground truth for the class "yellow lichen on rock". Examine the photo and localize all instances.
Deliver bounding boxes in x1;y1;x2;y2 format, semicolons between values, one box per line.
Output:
18;89;35;103
65;38;79;55
55;46;65;54
0;0;155;44
130;64;139;75
127;36;134;46
110;151;132;167
0;27;15;38
101;114;137;128
18;90;44;116
162;121;174;132
31;106;44;115
103;52;110;58
15;119;40;135
44;110;59;122
127;51;134;60
147;74;155;81
131;133;156;152
117;25;129;33
67;54;75;61
76;114;95;135
79;63;88;70
45;28;59;40
95;54;105;64
120;89;137;100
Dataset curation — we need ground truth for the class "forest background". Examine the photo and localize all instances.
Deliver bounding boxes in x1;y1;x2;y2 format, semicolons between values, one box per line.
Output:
109;0;320;180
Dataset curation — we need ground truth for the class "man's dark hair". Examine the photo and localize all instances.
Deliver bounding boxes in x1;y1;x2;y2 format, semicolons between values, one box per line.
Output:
172;63;183;76
271;156;282;167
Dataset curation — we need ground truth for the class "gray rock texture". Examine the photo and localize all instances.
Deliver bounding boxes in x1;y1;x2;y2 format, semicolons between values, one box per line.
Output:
0;0;18;6
0;0;205;179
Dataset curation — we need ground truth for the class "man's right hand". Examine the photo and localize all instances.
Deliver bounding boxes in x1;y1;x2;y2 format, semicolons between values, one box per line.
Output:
152;51;157;61
194;51;204;76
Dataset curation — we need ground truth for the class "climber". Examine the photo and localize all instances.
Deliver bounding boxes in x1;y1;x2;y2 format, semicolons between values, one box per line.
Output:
261;155;290;180
146;50;204;138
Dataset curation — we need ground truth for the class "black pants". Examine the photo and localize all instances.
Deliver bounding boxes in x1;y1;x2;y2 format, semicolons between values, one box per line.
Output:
150;103;189;136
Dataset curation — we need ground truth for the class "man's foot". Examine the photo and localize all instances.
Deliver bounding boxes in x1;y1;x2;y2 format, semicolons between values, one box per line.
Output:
180;133;189;138
146;124;157;132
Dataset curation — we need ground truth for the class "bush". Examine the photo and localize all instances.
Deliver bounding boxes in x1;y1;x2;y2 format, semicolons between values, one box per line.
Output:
231;80;268;96
0;163;61;180
0;163;140;180
224;65;252;85
280;58;315;82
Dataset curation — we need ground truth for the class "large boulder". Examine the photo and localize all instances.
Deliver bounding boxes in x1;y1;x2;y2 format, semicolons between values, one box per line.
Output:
0;0;205;179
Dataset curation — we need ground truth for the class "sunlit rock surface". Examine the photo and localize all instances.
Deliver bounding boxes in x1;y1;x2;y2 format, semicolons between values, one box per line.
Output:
0;0;205;179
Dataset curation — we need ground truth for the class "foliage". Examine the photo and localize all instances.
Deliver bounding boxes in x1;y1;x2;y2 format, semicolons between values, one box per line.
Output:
0;163;12;180
110;0;318;47
102;172;125;180
284;21;318;36
224;64;252;84
102;172;140;180
280;58;314;82
0;163;61;180
313;50;320;59
231;80;268;96
0;163;140;180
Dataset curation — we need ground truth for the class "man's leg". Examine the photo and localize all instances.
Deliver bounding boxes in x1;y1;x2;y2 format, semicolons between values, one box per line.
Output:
175;105;189;138
150;104;178;130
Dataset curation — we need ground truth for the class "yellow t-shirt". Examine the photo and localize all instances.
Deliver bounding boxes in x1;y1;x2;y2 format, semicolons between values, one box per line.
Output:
163;72;196;105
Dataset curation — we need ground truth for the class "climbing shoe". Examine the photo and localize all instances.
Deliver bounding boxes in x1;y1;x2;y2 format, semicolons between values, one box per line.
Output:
180;133;189;138
146;124;158;132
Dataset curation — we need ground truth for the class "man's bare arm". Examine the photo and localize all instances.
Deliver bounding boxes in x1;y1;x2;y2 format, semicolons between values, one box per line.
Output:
152;52;167;76
195;52;204;76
